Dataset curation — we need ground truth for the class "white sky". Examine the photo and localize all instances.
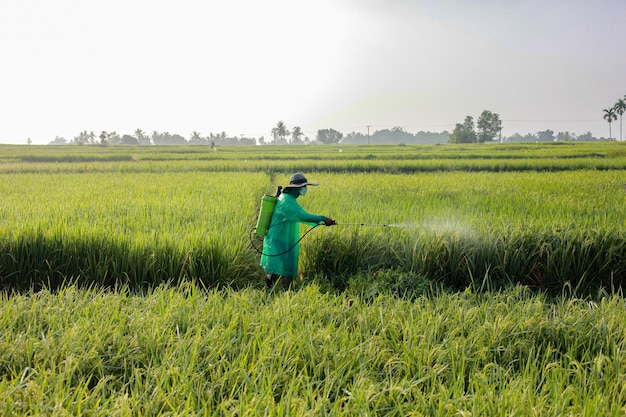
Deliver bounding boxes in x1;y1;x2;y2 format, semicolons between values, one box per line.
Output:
1;0;625;144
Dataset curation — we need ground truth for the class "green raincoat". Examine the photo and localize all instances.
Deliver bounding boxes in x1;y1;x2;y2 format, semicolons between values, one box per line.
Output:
260;191;327;278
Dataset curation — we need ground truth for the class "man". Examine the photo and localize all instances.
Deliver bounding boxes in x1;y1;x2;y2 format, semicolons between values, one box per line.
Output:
260;173;335;289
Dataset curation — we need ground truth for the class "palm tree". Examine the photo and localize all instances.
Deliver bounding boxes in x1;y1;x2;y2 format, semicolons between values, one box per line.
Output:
271;121;289;145
603;108;617;140
134;128;150;145
151;130;160;145
291;126;304;144
614;98;626;142
189;131;203;144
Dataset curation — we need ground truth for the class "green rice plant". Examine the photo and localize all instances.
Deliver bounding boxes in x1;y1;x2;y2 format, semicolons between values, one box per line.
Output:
0;172;268;290
3;143;626;417
4;142;626;175
296;169;626;293
2;145;626;292
1;284;625;415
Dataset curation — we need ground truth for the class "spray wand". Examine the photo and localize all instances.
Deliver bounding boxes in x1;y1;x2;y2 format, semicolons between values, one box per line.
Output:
334;222;400;227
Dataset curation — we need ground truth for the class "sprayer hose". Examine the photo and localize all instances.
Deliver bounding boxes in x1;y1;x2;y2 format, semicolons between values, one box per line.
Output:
249;224;321;257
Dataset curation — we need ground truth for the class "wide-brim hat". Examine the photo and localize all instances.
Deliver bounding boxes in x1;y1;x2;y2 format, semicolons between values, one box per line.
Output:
284;172;318;188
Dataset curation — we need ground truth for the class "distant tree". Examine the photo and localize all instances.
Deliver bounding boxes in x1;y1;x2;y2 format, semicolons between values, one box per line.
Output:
271;121;289;145
99;131;109;145
414;131;449;144
505;132;546;142
215;131;228;145
134;129;151;145
370;129;391;144
556;131;575;141
207;131;247;146
342;131;367;144
120;134;139;145
73;130;94;145
239;136;256;146
291;126;304;144
168;133;186;145
476;110;502;142
152;131;186;145
371;127;415;144
97;131;121;145
603;107;617;140
189;131;204;145
48;136;67;145
316;128;343;144
506;133;525;142
577;131;595;141
449;116;476;143
537;129;555;142
108;131;121;145
614;98;626;142
27;137;32;145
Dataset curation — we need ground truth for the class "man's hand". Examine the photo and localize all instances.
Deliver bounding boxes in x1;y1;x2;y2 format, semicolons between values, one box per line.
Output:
324;218;336;226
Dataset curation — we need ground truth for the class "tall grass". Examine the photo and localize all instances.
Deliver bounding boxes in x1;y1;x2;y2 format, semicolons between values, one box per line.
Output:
2;145;626;293
0;172;266;290
1;284;624;415
302;171;626;293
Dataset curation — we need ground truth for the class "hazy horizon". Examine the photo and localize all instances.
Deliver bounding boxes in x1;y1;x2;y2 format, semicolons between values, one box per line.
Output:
2;0;625;145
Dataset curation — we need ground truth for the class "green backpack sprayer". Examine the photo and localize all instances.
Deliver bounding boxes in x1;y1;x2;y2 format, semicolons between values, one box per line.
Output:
254;186;282;237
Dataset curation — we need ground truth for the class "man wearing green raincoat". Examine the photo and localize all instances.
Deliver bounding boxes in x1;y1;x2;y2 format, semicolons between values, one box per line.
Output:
260;173;335;289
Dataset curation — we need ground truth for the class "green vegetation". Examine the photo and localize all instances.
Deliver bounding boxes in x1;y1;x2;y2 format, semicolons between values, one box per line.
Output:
1;142;626;414
2;284;625;415
605;94;626;141
0;171;264;290
3;142;626;174
1;143;626;293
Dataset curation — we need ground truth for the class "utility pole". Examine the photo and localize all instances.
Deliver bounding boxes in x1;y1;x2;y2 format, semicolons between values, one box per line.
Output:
367;125;371;145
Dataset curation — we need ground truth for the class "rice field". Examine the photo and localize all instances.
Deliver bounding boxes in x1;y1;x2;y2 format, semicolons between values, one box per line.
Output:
2;284;625;415
1;142;626;415
1;144;625;293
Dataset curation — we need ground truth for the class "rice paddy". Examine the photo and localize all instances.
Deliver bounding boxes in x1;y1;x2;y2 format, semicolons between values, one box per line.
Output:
1;142;625;415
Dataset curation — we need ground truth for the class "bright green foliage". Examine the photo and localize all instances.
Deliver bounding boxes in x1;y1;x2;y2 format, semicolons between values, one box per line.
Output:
3;142;626;174
1;284;625;415
2;143;626;415
302;170;626;293
2;144;626;292
0;172;266;289
449;115;477;143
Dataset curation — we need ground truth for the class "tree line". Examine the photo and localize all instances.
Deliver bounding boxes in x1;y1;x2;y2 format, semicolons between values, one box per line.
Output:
45;117;608;146
49;130;258;146
449;110;612;143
